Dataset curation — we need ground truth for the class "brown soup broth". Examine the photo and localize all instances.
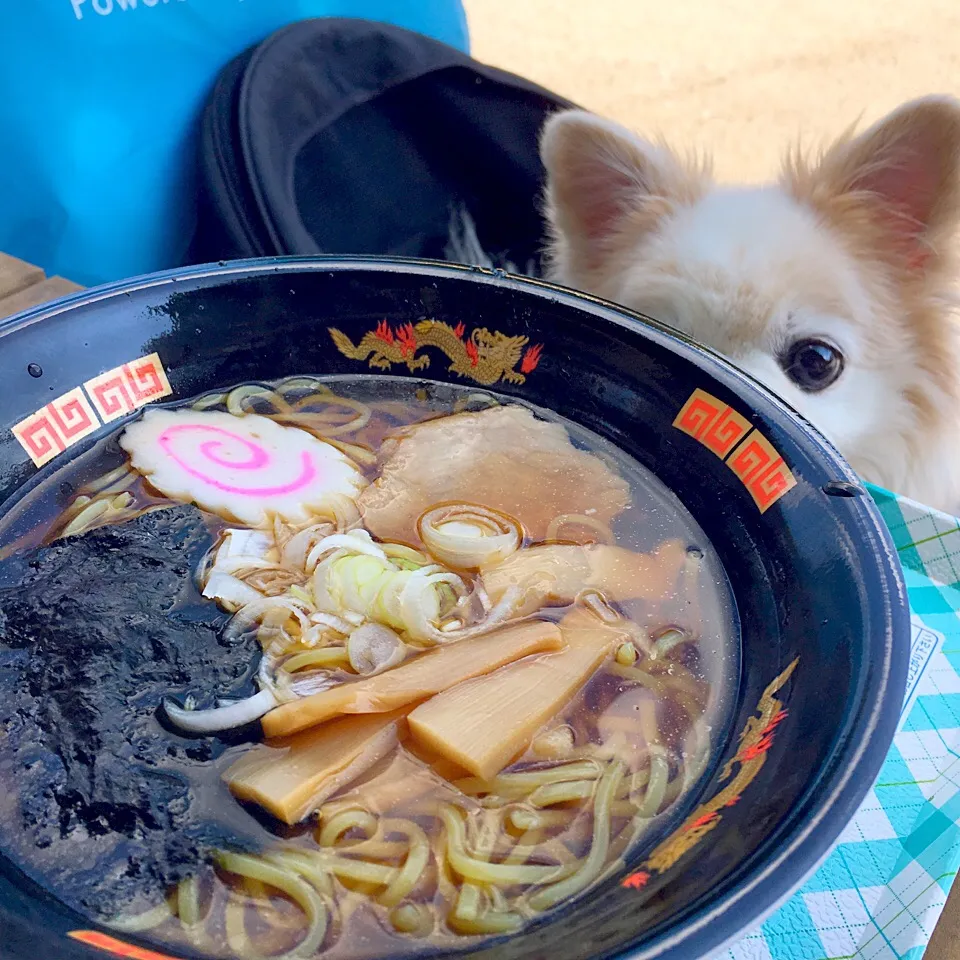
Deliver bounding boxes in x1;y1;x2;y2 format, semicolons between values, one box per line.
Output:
0;375;739;959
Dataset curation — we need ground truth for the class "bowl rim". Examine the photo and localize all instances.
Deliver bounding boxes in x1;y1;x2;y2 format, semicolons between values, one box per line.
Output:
0;251;888;477
0;254;910;960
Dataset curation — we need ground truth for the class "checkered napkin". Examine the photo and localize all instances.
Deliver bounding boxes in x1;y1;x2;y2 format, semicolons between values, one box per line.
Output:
724;485;960;960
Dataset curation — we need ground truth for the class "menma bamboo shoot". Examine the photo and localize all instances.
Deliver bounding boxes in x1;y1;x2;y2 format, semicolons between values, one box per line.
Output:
482;540;686;617
262;620;563;739
224;709;407;824
407;609;626;779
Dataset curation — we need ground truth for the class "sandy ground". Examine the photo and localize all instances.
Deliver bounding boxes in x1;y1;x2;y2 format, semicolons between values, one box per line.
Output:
462;1;960;956
465;0;960;183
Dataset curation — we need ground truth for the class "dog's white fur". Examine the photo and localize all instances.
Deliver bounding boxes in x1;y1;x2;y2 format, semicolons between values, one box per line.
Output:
540;97;960;513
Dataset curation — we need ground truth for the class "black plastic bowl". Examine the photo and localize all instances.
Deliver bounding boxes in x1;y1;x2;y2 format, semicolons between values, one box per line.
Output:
0;257;909;960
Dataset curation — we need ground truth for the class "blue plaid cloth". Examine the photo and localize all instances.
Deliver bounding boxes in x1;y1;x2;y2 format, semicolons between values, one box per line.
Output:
724;484;960;960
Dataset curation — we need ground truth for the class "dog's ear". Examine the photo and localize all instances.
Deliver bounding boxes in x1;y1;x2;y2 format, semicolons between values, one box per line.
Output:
787;96;960;275
540;110;703;281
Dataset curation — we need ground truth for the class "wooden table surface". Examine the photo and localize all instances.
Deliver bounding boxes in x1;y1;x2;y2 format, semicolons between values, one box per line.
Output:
0;249;956;957
0;252;83;320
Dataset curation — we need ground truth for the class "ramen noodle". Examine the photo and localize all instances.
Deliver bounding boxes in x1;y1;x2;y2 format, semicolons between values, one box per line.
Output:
0;376;737;960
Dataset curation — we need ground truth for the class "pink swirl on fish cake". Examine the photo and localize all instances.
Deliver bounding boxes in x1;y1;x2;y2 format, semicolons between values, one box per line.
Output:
158;424;316;497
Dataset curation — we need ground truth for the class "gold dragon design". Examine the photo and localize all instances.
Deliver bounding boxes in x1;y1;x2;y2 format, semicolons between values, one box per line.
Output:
622;657;799;888
329;319;543;387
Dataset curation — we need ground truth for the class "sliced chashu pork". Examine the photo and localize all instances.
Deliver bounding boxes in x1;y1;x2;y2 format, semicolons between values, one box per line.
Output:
358;405;631;543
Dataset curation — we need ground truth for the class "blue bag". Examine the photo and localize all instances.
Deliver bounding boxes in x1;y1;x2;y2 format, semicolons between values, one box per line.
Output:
0;1;468;287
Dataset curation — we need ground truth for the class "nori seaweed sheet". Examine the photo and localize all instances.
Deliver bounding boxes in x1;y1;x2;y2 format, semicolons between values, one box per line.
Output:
0;505;265;917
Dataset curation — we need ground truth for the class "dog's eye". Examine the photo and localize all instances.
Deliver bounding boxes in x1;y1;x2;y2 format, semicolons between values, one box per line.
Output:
781;339;845;392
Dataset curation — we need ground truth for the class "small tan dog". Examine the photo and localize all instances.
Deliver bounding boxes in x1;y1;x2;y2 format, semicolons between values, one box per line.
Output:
540;97;960;513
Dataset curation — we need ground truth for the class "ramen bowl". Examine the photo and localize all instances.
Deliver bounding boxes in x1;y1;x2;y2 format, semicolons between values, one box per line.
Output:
0;257;909;960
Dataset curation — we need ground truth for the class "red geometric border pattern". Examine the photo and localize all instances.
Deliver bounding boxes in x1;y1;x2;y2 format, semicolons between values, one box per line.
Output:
11;353;172;468
12;387;100;468
672;387;751;459
673;388;797;514
68;931;182;960
84;352;172;424
727;429;798;513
